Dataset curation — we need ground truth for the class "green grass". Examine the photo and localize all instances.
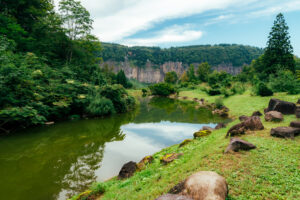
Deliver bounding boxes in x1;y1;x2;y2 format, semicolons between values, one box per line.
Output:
73;88;300;200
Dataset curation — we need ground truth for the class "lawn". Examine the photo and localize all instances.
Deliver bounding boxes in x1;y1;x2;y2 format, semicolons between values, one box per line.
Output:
72;88;300;200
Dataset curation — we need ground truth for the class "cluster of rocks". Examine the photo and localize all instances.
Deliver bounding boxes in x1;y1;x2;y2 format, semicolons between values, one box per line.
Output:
156;171;228;200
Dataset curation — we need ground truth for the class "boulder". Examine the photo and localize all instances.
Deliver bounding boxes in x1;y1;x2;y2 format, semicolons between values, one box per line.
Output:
270;127;300;139
265;98;296;115
118;161;137;179
252;111;263;117
201;126;214;132
155;194;193;200
296;107;300;118
181;171;228;200
215;123;226;129
239;115;249;122
290;121;300;128
193;98;198;102
161;153;183;164
194;130;211;138
137;156;154;170
265;111;283;122
169;181;185;194
179;139;193;148
225;138;256;153
182;96;188;100
226;116;264;137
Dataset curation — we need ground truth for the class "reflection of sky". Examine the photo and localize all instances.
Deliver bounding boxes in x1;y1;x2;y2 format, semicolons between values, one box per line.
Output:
95;121;216;181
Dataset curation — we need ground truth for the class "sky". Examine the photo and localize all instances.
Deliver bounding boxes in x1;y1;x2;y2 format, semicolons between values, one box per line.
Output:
54;0;300;56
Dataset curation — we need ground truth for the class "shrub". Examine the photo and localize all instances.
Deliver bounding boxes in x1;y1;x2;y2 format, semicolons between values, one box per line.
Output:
149;83;176;97
268;70;300;94
207;88;221;96
142;88;148;96
230;83;246;95
215;97;224;109
86;96;115;116
255;82;273;96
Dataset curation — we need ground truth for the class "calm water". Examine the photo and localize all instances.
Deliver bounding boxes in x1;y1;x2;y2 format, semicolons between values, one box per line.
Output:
0;97;227;200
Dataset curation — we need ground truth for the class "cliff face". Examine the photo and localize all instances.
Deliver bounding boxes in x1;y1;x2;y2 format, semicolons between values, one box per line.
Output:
101;60;242;83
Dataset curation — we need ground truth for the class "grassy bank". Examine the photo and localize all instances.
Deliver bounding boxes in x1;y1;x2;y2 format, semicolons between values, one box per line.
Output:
72;89;300;200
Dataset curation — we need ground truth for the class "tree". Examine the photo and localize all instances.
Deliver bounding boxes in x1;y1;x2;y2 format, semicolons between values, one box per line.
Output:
197;62;211;82
164;71;178;84
180;71;189;82
187;64;196;82
116;70;130;88
59;0;93;40
255;13;295;77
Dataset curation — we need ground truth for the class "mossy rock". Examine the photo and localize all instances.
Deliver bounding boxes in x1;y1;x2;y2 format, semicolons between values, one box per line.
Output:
179;139;193;148
160;153;183;164
136;155;154;171
75;190;92;200
193;130;211;138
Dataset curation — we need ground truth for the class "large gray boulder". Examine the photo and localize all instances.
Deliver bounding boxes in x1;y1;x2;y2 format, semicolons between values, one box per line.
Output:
265;111;283;122
265;98;296;115
155;194;193;200
181;171;228;200
270;127;300;139
225;138;256;153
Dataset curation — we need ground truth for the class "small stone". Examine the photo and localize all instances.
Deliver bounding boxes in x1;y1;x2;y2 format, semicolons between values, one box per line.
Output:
161;153;183;164
118;161;137;179
290;121;300;128
137;156;154;170
193;130;211;138
215;123;226;129
201;126;214;132
270;127;300;139
179;139;193;148
265;111;283;122
252;111;263;116
225;138;256;153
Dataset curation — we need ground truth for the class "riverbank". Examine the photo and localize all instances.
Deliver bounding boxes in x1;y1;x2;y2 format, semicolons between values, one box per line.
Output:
72;88;300;200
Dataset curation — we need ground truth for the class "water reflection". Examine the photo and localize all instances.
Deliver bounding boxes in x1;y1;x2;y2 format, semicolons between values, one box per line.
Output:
0;97;227;200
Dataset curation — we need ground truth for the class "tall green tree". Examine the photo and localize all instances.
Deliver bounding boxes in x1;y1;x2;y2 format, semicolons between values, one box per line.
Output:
187;64;196;82
255;13;295;76
197;62;211;82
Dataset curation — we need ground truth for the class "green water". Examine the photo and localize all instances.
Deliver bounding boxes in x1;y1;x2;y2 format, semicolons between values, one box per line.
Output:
0;97;228;200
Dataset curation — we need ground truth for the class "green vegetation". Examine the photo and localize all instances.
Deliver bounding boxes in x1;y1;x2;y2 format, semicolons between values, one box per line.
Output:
78;88;299;200
0;0;135;133
164;71;178;84
100;43;263;67
149;83;176;97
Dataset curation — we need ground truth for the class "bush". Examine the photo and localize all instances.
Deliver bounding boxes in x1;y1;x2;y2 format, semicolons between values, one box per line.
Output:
87;96;115;116
231;83;246;95
149;83;176;97
207;88;221;96
255;82;273;96
268;70;300;94
142;88;148;96
215;97;224;109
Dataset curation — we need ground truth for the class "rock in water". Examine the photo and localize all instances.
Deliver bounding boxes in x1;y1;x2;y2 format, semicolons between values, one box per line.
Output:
155;194;193;200
252;111;263;116
118;161;137;179
290;121;300;128
225;138;256;153
181;171;228;200
265;98;296;114
215;123;226;129
226;116;264;137
265;111;283;122
270;127;300;139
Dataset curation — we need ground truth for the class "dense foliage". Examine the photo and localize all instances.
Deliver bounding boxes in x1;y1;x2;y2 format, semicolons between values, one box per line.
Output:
100;43;263;67
149;83;176;97
0;0;135;133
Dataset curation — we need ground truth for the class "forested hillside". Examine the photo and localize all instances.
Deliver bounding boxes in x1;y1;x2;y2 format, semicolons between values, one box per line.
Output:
100;43;264;67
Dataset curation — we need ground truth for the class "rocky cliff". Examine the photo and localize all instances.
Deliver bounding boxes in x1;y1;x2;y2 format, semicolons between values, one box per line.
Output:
101;60;242;83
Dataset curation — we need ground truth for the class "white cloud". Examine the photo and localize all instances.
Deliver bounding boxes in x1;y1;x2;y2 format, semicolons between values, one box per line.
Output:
53;0;300;44
123;24;203;46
